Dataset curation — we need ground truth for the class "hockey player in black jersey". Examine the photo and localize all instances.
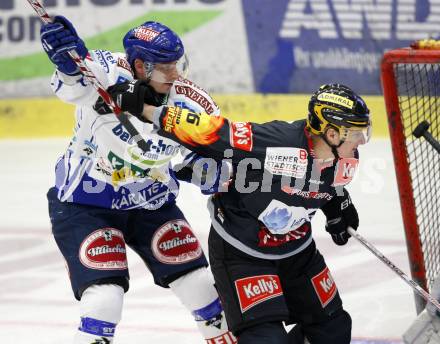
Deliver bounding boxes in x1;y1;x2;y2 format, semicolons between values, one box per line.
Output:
100;83;372;343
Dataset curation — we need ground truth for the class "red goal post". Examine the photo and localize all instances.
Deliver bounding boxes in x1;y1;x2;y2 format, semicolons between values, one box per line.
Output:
381;43;440;313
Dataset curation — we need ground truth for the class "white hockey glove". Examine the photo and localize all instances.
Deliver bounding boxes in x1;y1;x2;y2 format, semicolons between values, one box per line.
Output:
403;276;440;344
427;277;440;318
403;310;440;344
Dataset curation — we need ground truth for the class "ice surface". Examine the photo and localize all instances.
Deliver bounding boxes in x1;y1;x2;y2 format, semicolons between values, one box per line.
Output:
0;138;416;343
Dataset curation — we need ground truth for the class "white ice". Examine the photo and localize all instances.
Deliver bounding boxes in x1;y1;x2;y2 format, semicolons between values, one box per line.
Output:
0;138;416;343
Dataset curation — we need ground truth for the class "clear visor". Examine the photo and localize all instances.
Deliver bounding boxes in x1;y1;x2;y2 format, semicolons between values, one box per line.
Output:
146;54;189;83
340;124;372;144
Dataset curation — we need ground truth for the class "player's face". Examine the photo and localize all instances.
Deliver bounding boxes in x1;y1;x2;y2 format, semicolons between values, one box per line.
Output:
149;62;180;93
336;126;371;158
148;55;189;94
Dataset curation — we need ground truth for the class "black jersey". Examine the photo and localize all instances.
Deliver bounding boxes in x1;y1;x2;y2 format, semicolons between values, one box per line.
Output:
153;107;358;259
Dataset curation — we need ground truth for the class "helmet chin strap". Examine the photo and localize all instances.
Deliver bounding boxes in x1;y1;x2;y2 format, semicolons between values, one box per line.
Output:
143;61;154;82
130;61;169;106
331;144;341;160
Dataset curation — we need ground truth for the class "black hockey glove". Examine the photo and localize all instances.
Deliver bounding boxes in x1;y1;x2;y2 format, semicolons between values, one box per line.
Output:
321;188;359;246
93;80;165;121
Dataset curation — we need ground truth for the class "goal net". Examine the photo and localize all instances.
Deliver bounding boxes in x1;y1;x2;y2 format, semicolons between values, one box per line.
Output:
381;43;440;313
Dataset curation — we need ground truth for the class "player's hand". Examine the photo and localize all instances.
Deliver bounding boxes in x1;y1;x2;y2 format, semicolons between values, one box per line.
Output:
40;16;88;75
321;188;359;245
94;80;164;120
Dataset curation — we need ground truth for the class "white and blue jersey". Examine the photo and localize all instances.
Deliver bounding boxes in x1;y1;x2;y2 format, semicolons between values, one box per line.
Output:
51;49;220;210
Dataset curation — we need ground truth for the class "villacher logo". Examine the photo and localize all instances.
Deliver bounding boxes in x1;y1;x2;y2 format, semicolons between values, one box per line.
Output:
151;219;202;264
79;228;128;270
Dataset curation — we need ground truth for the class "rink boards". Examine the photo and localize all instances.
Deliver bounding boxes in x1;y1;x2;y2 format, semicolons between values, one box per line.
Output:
0;94;388;138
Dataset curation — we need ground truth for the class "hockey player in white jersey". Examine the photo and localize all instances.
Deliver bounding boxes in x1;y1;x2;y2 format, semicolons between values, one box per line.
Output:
40;16;235;344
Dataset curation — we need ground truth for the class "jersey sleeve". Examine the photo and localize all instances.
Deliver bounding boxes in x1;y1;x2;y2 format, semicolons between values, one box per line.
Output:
168;78;221;117
153;106;290;163
167;78;222;164
50;50;133;108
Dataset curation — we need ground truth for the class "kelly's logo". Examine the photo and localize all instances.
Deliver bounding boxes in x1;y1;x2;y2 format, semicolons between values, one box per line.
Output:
230;122;253;152
333;158;359;186
235;275;283;313
311;267;337;307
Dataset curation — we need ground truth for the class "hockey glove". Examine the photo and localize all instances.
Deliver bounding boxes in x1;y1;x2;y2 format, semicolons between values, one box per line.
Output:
321;188;359;246
40;16;88;75
427;275;440;317
94;80;164;120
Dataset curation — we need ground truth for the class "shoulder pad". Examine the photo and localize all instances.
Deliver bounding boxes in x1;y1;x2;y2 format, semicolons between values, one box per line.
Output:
114;53;134;77
88;50;134;85
170;77;220;116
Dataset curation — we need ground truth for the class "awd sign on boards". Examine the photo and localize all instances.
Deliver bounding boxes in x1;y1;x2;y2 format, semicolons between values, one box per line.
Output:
280;0;440;40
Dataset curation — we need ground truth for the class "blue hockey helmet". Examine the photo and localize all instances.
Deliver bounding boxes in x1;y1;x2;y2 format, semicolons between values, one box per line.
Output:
123;21;185;66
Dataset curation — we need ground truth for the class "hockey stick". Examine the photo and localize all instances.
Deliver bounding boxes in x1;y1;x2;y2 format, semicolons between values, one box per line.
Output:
413;120;440;155
347;227;440;313
27;0;149;153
